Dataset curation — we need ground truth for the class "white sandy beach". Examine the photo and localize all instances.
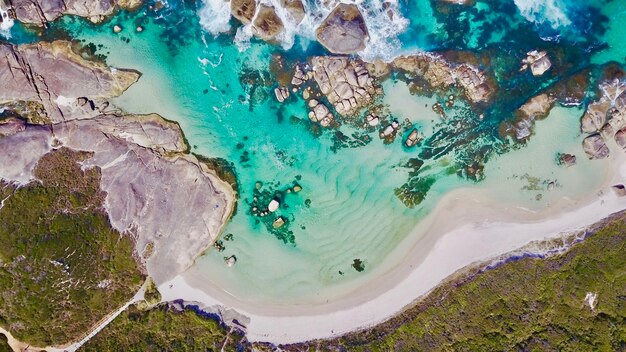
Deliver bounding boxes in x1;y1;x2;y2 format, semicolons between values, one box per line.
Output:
157;145;626;344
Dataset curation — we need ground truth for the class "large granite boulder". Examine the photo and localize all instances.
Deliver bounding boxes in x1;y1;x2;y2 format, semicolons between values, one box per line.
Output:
316;3;369;54
231;0;256;24
0;41;139;123
583;134;610;159
581;100;610;133
252;4;284;41
281;0;305;24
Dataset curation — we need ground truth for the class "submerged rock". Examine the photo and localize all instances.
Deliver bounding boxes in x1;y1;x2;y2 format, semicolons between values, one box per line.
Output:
316;3;369;54
225;255;237;267
583;134;610;160
392;53;494;104
252;4;284;41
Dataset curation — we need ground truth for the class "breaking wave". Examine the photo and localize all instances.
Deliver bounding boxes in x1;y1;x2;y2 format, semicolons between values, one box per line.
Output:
197;0;409;62
513;0;572;29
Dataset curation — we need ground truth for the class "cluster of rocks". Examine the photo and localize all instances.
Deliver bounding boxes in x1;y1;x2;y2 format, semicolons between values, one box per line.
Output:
521;50;552;77
391;53;495;104
0;0;142;27
273;55;380;128
580;78;626;159
311;56;379;116
230;0;372;55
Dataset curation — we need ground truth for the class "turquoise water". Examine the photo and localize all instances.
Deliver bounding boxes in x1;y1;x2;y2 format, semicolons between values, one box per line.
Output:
3;0;625;303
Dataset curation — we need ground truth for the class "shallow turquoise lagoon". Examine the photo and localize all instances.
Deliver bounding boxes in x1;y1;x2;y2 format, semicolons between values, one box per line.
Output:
5;0;625;303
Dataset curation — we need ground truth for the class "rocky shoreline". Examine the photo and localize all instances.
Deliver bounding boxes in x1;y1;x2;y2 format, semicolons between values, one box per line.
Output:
0;38;237;352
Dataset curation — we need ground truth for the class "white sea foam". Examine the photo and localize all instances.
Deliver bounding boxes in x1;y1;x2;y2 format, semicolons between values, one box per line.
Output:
0;7;15;38
514;0;571;29
198;0;409;61
198;0;232;36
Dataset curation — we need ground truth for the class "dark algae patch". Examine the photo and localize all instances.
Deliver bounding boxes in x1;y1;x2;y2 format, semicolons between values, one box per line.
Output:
0;148;143;347
0;334;10;352
82;303;247;351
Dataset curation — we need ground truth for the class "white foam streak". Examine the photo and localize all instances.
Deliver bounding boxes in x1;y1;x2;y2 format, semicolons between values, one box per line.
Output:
198;0;232;36
0;7;15;38
513;0;571;29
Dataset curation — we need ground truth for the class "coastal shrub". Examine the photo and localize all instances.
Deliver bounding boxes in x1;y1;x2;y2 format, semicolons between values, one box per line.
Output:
0;148;143;347
82;303;246;351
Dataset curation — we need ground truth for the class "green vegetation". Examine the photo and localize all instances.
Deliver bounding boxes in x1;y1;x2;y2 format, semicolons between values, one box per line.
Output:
144;278;162;305
0;148;143;347
72;212;626;351
82;303;246;351
0;334;11;352
289;211;626;351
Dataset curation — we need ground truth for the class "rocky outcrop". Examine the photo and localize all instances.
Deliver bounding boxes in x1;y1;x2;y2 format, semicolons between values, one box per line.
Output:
252;4;284;41
0;0;142;27
311;56;378;116
579;77;626;159
392;54;495;104
316;3;369;54
581;100;611;133
498;93;556;142
231;0;256;24
0;113;235;283
281;0;305;24
583;134;610;159
522;50;552;77
0;41;139;123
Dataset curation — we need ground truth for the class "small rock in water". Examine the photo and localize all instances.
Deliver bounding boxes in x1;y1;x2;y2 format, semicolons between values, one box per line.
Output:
612;184;626;197
557;153;577;167
273;216;286;229
136;26;144;32
274;87;290;103
405;128;422;148
547;182;555;191
225;255;237;267
292;184;302;192
268;199;280;212
366;113;380;127
113;25;122;33
522;50;551;77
